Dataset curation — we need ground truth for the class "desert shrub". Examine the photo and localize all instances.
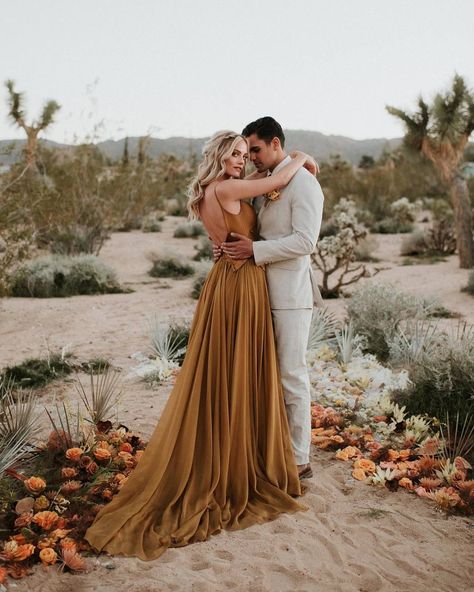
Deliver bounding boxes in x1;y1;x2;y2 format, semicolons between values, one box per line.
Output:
311;198;377;298
80;358;111;374
193;236;213;261
465;271;474;295
400;230;428;256
425;220;457;255
173;221;205;238
11;255;123;297
354;236;379;262
141;212;164;233
1;353;73;389
391;324;474;426
347;283;433;361
371;218;414;234
390;197;420;224
148;252;194;278
191;262;212;299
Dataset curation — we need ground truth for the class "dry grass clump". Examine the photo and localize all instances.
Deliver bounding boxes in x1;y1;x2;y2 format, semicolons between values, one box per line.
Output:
10;255;124;297
191;261;212;299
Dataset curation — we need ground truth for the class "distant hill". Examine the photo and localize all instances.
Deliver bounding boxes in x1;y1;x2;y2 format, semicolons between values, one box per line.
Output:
0;129;402;167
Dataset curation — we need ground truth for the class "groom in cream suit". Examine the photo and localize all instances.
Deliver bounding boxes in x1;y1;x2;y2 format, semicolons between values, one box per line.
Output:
221;116;324;479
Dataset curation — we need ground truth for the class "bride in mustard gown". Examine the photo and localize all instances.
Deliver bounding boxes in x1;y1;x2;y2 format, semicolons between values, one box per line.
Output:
84;131;310;561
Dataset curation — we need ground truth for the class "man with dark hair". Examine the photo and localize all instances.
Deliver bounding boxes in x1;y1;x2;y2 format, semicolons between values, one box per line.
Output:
221;116;324;480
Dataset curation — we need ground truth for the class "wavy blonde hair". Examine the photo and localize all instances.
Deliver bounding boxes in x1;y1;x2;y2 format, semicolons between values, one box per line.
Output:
187;130;247;220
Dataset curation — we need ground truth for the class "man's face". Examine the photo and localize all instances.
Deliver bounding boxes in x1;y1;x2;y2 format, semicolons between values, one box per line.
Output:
245;133;279;173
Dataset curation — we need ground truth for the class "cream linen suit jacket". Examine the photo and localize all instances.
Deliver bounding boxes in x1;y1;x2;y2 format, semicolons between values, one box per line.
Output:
252;156;324;310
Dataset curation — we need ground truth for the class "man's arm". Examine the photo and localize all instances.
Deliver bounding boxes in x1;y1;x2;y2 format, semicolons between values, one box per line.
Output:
252;174;324;265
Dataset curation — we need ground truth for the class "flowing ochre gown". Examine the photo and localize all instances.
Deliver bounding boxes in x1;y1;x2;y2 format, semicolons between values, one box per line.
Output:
84;193;306;561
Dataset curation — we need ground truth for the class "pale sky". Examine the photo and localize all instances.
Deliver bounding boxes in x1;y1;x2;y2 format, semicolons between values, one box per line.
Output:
1;0;473;144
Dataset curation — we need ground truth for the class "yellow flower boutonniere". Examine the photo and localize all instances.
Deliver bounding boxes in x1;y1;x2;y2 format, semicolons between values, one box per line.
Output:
263;189;280;207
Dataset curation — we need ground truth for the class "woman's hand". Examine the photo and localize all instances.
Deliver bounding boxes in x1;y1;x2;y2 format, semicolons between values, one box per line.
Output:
289;151;319;176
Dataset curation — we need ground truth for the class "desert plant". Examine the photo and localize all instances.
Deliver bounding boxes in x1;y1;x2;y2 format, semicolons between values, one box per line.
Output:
191;262;212;300
335;322;364;364
465;270;474;294
347;283;433;361
390;197;420;225
388;320;439;366
1;352;73;389
149;319;189;364
387;74;474;268
311;199;377;298
400;230;428;256
307;307;339;351
74;366;122;425
371;218;414;234
173;221;205;238
439;411;474;462
148;251;194;278
193;236;213;261
10;254;123;297
141;213;162;233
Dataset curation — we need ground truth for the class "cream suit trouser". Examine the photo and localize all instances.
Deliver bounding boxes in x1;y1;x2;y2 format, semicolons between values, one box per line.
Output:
271;308;313;465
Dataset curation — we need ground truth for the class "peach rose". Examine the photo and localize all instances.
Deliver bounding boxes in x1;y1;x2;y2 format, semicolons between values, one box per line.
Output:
387;449;400;461
343;446;362;459
119;442;133;453
37;536;57;550
352;468;367;481
398;449;412;460
39;547;58;565
353;458;376;474
60;538;77;551
0;541;35;562
32;510;59;531
93;447;112;461
398;477;414;490
50;528;70;540
24;476;46;495
86;461;99;475
335;449;350;461
61;480;82;495
61;467;78;479
65;448;84;462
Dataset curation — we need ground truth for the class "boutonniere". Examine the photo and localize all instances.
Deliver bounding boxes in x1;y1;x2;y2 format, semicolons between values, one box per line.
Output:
263;189;280;207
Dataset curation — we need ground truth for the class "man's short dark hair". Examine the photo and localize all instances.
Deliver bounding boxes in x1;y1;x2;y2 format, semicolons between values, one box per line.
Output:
242;116;285;148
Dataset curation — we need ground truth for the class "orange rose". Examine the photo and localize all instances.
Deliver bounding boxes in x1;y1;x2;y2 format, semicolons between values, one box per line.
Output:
387;449;400;461
61;467;78;479
353;459;376;474
24;476;46;495
61;480;82;495
342;446;362;459
39;547;58;565
50;528;70;540
335;449;350;461
37;537;56;550
93;447;112;461
398;449;412;460
32;511;59;531
65;448;84;462
352;468;367;481
60;538;77;551
119;443;133;453
10;534;26;545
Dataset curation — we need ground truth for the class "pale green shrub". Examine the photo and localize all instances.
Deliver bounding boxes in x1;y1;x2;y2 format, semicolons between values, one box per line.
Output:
148;252;194;278
173;221;205;238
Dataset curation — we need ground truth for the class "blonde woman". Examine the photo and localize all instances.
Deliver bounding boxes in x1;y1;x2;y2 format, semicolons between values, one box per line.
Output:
85;131;311;561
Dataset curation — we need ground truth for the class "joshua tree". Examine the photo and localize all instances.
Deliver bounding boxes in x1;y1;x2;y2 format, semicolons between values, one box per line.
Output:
387;75;474;268
5;79;61;171
122;136;129;167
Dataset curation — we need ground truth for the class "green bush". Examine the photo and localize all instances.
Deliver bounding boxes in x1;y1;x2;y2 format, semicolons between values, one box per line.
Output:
141;212;164;233
148;252;194;278
2;354;73;389
371;218;414;234
347;283;433;361
193;236;213;261
173;221;205;238
11;255;123;297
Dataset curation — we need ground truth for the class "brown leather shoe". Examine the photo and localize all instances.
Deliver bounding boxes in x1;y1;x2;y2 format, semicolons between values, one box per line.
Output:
297;464;313;480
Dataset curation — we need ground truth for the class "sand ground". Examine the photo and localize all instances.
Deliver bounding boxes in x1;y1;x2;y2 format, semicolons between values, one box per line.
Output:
1;217;473;592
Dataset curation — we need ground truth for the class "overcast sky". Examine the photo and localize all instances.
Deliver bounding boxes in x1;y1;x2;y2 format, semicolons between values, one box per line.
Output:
1;0;473;144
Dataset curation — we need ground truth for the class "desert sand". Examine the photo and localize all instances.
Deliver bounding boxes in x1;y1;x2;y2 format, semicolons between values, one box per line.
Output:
1;216;473;592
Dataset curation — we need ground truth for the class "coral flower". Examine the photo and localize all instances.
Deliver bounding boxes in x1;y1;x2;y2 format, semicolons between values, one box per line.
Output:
119;442;133;453
37;537;57;550
0;566;6;584
60;538;78;551
352;468;367;481
65;448;84;462
24;476;46;495
387;449;400;461
61;467;78;479
50;528;71;540
335;449;350;461
39;547;58;565
32;511;59;531
342;446;362;459
61;480;83;495
419;477;442;490
59;547;87;572
14;513;33;529
93;447;112;461
0;541;35;562
10;534;26;545
398;449;412;460
353;458;376;474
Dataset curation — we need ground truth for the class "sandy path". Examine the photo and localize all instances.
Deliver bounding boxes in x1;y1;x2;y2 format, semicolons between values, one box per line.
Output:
1;218;473;591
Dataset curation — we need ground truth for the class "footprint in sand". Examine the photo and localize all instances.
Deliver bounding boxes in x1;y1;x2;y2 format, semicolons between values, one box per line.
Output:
214;549;234;561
